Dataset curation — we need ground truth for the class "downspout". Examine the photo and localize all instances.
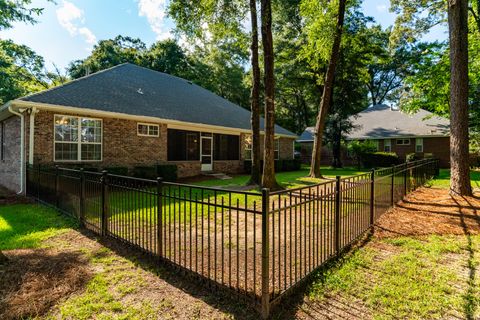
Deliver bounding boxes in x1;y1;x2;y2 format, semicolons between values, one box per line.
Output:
8;105;25;194
29;107;37;165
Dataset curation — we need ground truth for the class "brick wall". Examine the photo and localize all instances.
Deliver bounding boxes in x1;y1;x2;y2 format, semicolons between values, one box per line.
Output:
0;116;21;192
30;111;296;178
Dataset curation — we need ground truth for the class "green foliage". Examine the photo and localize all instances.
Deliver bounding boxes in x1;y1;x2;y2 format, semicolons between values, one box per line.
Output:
406;152;419;162
346;140;377;167
361;152;400;168
0;0;45;31
132;166;157;180
104;167;129;176
155;164;178;182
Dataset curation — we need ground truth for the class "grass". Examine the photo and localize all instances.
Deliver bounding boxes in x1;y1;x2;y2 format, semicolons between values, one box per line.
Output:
0;204;77;250
430;169;480;189
194;166;367;189
308;235;476;319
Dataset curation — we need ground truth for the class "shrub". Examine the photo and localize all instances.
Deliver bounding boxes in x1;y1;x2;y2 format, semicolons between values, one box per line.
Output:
347;141;379;168
361;152;400;168
132;166;157;179
244;159;301;173
104;167;129;176
155;164;178;182
406;153;419;162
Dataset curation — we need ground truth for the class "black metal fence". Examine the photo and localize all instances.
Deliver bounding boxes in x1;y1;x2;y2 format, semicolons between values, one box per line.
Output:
26;158;439;318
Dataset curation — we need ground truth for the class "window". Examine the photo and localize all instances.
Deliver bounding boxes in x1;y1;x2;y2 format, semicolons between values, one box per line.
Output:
245;135;252;160
137;123;159;137
54;115;102;161
274;139;280;160
0;121;4;161
167;129;200;161
384;139;391;152
416;138;423;152
214;134;239;160
396;138;410;145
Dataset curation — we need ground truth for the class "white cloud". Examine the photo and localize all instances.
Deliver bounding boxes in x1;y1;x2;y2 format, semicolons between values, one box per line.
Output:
56;1;96;46
137;0;172;40
376;4;387;12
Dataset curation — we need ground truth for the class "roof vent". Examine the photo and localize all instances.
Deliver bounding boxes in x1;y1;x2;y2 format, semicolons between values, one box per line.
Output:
137;88;144;95
187;81;193;85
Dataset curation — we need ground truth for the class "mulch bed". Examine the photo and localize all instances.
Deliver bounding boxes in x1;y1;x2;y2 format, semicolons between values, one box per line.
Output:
374;187;480;238
0;248;92;320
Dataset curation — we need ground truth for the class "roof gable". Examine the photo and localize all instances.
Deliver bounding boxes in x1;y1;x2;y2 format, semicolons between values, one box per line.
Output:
19;63;295;136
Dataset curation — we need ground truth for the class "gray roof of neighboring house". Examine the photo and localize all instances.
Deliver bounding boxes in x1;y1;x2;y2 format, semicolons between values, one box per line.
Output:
298;104;450;142
18;63;295;137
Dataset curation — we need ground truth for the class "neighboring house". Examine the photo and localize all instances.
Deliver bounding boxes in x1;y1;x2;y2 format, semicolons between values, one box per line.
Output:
0;63;297;193
298;104;450;167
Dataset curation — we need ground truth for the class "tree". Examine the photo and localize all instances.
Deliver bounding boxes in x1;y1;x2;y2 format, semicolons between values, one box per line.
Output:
247;0;262;186
309;0;347;178
0;0;45;30
448;0;472;195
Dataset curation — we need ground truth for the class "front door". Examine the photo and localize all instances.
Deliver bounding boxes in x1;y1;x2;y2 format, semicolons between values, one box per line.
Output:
201;136;213;172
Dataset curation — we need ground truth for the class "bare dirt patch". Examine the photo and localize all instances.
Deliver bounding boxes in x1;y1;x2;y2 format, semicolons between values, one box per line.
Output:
0;186;32;205
374;187;480;238
0;248;92;320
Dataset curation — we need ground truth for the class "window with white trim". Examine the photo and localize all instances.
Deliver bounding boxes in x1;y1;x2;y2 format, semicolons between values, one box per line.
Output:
416;138;423;152
384;139;391;152
245;135;252;160
274;139;280;160
54;115;102;161
396;138;410;145
137;123;159;137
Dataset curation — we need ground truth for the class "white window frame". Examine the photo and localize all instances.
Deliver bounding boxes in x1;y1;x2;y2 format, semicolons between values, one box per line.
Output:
384;139;391;152
274;138;280;160
54;115;103;162
244;135;252;160
416;138;423;152
396;138;410;145
137;123;160;137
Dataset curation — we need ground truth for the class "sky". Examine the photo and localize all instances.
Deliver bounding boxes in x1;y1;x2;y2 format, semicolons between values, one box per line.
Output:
0;0;448;73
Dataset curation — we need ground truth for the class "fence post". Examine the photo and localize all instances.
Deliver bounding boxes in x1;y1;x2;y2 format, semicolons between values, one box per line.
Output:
403;163;408;196
390;166;395;206
101;170;109;236
37;163;41;201
370;169;375;227
79;168;85;226
157;177;163;259
335;176;341;254
261;188;270;319
55;165;60;208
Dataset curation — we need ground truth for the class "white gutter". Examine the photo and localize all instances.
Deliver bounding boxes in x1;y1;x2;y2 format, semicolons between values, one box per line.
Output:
8;105;25;194
28;107;38;165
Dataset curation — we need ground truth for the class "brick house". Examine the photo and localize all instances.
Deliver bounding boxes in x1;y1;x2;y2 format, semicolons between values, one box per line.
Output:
0;63;297;193
298;104;450;167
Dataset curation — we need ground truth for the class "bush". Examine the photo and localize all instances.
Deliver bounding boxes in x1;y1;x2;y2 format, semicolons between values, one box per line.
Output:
347;141;379;168
244;159;301;173
406;153;419;162
361;152;400;168
132;166;157;179
155;164;177;182
104;166;129;176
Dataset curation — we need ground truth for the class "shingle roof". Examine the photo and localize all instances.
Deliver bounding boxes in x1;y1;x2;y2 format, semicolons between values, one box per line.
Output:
298;104;450;142
19;63;295;136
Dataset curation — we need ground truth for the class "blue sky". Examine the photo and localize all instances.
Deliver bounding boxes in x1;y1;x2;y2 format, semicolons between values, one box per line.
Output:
0;0;448;72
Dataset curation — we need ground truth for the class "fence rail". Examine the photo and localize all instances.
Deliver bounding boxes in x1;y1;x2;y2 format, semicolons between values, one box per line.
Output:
26;158;439;318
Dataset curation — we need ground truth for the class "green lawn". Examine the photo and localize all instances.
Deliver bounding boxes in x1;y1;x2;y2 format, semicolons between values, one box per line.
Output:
0;204;77;250
193;166;367;189
306;235;477;319
430;169;480;188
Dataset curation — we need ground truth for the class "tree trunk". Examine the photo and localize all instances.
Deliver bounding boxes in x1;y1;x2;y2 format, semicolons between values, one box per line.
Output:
0;250;7;264
448;0;472;196
332;122;343;168
248;0;262;186
309;0;347;178
260;0;280;190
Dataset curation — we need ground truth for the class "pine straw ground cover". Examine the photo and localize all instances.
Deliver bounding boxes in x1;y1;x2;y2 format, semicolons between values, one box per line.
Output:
287;186;480;320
